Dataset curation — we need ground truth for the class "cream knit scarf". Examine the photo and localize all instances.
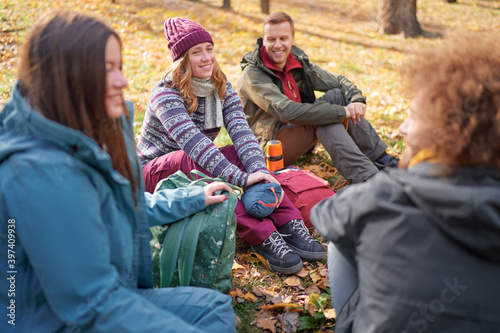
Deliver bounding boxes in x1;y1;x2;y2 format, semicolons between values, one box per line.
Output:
191;77;224;130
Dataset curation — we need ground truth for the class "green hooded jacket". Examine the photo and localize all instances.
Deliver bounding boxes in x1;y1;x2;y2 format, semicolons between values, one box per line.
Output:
236;38;366;150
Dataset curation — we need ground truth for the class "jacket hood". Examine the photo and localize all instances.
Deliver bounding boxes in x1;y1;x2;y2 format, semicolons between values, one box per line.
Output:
240;38;310;73
0;83;114;173
394;162;500;261
240;38;264;71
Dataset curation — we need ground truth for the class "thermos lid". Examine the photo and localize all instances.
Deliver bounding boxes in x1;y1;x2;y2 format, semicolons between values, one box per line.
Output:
266;140;283;156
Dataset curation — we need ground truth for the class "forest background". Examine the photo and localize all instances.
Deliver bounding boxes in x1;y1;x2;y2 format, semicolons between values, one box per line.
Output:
1;0;499;332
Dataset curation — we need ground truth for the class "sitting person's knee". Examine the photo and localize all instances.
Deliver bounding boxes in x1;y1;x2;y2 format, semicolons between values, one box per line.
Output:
314;88;348;106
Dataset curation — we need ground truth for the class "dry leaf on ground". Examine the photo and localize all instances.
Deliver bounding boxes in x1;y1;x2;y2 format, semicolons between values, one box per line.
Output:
249;251;271;270
254;310;277;333
261;303;301;311
243;292;257;302
324;308;337;319
277;312;300;333
295;267;310;278
318;277;330;290
254;317;277;333
283;276;301;287
232;261;245;271
305;284;322;296
310;270;322;284
252;286;264;297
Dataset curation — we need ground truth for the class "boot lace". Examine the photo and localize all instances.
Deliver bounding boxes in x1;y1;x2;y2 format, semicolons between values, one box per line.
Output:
290;219;315;244
263;232;292;259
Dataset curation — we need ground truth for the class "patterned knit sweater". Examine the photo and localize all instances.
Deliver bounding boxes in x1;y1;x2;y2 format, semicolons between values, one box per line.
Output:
137;78;268;188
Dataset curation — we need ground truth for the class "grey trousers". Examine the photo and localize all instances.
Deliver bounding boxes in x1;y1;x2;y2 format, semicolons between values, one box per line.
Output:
275;89;387;183
327;242;358;313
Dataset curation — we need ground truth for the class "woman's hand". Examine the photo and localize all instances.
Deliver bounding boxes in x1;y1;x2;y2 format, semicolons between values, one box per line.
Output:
204;181;233;206
247;172;284;208
247;172;279;187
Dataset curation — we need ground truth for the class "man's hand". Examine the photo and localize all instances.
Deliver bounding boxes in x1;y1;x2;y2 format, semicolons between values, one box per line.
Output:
345;102;366;124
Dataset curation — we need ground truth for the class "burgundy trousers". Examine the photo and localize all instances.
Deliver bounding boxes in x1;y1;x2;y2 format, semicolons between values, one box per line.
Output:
142;145;302;245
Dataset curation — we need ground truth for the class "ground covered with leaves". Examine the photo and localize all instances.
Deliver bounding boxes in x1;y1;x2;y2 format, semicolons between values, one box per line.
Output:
1;0;499;331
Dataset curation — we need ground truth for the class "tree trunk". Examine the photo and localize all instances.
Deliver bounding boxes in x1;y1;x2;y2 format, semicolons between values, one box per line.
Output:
377;0;423;38
222;0;231;9
261;0;270;14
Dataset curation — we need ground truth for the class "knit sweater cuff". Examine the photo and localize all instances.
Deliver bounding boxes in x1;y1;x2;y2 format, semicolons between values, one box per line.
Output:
240;172;250;189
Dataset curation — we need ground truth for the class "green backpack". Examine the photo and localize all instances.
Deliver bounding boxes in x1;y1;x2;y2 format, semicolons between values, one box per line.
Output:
150;170;239;293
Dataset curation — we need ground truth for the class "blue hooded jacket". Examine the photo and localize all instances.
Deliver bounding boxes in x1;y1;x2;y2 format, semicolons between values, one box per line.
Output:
0;84;232;332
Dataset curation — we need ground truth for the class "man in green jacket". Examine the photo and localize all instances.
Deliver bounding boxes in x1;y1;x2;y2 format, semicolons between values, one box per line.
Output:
237;12;398;183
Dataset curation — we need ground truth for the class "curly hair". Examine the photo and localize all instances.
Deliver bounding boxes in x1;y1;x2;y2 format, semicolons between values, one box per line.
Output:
164;51;227;115
401;32;500;169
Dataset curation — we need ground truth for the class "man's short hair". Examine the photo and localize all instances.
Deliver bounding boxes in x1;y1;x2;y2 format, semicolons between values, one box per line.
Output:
263;12;295;35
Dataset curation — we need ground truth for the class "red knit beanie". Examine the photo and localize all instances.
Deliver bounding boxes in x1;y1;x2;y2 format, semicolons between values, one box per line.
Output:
164;17;214;61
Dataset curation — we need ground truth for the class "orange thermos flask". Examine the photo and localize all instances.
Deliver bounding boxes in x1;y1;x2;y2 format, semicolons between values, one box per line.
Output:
266;140;284;172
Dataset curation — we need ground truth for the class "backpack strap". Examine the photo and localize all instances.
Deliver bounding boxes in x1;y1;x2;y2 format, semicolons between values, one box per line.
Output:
159;220;189;287
189;169;242;194
176;210;206;286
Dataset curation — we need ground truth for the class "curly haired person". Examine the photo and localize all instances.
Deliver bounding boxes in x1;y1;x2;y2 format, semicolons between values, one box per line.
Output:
311;32;500;332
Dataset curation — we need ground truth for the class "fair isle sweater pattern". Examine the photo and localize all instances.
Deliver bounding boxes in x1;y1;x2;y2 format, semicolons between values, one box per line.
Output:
137;79;268;188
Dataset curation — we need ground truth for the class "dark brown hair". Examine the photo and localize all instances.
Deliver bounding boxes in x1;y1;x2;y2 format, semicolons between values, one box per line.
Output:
17;10;139;198
263;12;295;36
401;32;500;170
164;49;227;115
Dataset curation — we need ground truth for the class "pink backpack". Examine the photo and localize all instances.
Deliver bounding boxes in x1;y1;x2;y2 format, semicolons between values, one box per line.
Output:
273;167;335;228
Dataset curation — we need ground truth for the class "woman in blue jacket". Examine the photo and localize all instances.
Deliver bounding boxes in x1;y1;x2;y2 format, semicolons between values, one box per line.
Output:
0;10;235;333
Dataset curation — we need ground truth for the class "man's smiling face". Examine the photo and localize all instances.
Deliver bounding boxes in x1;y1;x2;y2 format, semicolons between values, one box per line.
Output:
263;21;295;71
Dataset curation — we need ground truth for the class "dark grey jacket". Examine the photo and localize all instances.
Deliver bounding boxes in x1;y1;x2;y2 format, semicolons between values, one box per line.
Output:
311;162;500;332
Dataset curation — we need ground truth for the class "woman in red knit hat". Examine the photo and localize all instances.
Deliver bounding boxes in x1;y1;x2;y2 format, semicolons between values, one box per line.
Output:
137;17;325;275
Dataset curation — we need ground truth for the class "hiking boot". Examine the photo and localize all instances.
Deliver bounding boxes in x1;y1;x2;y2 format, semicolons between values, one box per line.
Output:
374;152;399;170
251;231;303;275
277;219;326;261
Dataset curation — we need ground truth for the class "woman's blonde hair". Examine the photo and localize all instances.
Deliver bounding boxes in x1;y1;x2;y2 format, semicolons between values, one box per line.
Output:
401;32;500;169
164;51;227;114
